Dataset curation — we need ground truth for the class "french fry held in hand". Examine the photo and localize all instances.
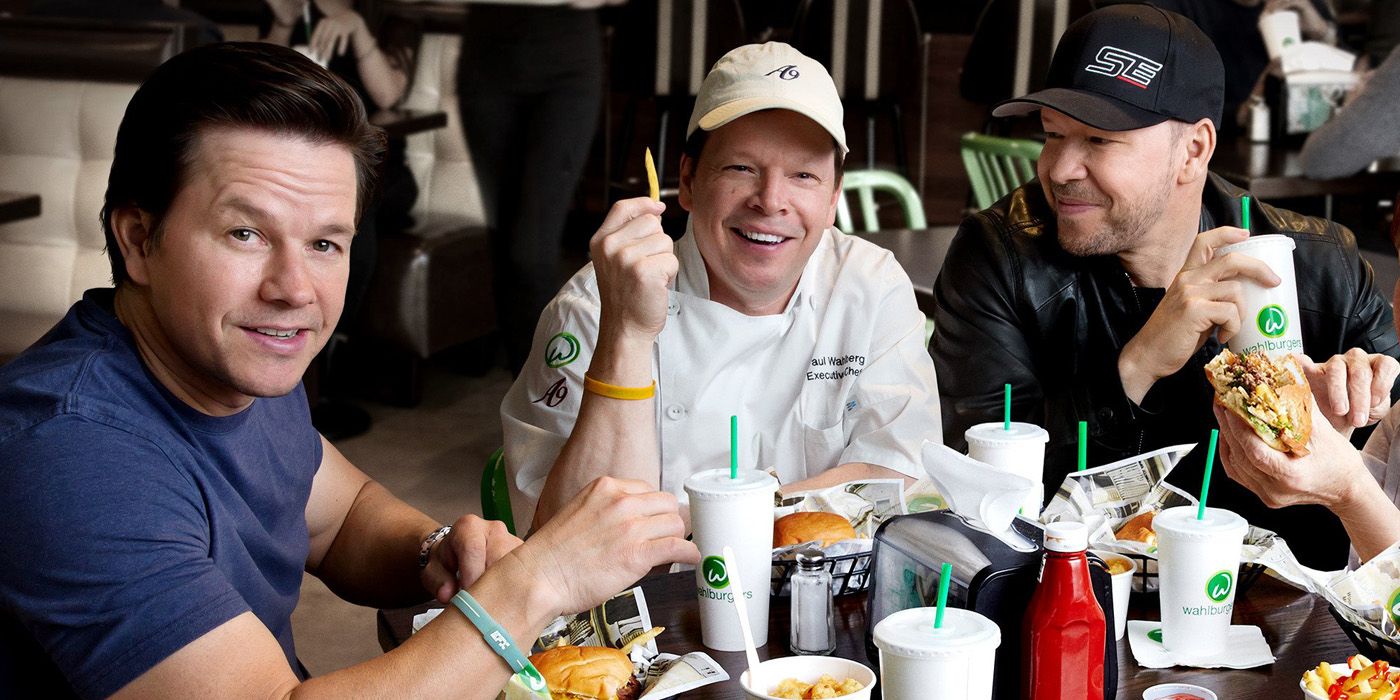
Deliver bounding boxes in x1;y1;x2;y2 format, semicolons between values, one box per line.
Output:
644;147;659;202
1303;656;1400;700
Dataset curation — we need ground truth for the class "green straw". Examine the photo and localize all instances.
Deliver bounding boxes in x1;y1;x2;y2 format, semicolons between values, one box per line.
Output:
1077;421;1088;471
1198;429;1219;520
730;415;738;479
934;562;952;629
1241;195;1251;232
1003;383;1012;431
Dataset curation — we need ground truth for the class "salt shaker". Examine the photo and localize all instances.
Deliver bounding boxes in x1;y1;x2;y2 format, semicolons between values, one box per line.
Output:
789;547;836;655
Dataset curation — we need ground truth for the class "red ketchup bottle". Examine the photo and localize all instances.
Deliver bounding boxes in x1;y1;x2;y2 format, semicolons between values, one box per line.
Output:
1023;520;1106;700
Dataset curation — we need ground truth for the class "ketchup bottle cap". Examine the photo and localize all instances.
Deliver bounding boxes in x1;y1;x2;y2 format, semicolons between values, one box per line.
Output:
1044;521;1089;552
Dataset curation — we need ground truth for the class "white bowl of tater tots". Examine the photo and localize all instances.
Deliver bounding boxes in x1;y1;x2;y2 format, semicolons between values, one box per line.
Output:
739;655;876;700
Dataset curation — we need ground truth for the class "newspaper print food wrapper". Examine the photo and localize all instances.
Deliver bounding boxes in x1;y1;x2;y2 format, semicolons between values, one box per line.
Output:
1325;542;1400;643
1039;443;1275;592
770;479;908;594
412;586;729;699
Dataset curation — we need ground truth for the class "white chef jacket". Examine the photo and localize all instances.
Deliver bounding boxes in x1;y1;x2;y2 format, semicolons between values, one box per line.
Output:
499;225;942;526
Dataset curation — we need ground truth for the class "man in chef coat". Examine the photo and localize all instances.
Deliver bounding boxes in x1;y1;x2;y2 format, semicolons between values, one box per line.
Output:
500;42;941;529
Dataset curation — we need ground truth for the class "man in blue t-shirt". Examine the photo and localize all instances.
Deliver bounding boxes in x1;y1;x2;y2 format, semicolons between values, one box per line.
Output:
0;43;697;699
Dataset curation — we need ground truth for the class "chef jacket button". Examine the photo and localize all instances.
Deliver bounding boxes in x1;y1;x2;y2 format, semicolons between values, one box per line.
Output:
665;404;685;420
1096;408;1113;423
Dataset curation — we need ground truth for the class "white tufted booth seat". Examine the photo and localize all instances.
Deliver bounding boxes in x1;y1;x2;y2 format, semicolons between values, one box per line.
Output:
0;77;136;358
0;17;194;361
401;29;485;228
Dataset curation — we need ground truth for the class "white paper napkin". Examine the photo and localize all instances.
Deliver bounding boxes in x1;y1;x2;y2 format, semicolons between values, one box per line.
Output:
1126;620;1275;669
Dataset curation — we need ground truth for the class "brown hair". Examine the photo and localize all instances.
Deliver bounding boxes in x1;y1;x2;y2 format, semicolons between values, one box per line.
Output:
100;42;384;286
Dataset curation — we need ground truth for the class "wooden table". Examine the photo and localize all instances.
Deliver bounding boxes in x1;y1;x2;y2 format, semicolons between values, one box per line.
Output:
369;108;448;139
853;226;957;318
1210;136;1400;218
378;570;1354;699
0;190;40;225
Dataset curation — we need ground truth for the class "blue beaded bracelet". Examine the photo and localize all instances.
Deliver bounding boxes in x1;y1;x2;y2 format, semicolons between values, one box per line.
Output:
451;589;550;698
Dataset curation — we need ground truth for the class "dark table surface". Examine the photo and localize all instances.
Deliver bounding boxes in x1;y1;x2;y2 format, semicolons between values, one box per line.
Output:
369;108;448;139
1211;135;1400;201
379;570;1354;699
0;190;40;225
853;226;957;318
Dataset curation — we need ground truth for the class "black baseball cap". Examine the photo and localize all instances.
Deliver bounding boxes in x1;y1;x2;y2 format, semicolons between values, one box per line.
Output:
992;4;1224;131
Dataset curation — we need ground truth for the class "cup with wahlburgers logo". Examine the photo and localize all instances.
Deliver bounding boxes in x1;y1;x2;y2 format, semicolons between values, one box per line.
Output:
1218;235;1305;360
1154;506;1248;658
684;468;777;651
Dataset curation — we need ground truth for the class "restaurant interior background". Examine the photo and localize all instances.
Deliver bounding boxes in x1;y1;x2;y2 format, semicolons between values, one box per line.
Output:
0;0;1396;675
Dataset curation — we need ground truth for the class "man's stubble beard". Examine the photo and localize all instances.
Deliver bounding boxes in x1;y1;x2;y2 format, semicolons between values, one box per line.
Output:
1054;175;1173;258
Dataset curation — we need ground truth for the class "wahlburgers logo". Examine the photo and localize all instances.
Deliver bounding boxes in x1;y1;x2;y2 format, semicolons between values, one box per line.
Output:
1206;570;1234;603
1257;305;1288;338
1389;587;1400;627
517;666;547;692
702;556;730;589
1147;628;1163;643
545;332;580;368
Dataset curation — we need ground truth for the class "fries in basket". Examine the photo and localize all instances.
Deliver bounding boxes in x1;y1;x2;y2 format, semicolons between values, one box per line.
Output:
1302;655;1399;699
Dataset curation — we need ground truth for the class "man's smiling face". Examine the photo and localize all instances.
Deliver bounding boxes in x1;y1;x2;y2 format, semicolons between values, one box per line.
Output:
679;109;841;314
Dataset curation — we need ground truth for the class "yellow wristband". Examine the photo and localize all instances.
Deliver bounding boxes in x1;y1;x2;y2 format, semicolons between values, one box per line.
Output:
584;373;655;400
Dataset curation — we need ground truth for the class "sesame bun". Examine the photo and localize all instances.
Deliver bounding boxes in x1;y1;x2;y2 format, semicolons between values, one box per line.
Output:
528;646;639;700
773;512;857;548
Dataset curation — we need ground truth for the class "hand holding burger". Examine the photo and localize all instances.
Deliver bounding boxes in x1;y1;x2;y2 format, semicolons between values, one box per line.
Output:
1212;398;1400;563
1205;349;1312;454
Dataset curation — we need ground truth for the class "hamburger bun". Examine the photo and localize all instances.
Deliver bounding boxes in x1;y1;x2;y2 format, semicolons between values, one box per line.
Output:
773;512;856;548
528;645;639;700
1204;349;1312;455
1114;511;1156;548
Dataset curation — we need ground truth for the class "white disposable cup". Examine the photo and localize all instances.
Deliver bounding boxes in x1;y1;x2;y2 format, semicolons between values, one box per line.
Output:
1258;10;1302;61
1218;235;1304;359
1154;506;1248;658
873;607;1001;700
1090;550;1136;641
965;422;1050;518
685;468;778;651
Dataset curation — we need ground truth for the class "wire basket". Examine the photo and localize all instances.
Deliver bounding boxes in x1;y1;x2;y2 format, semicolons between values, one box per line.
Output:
1329;605;1400;660
1123;552;1266;596
770;550;873;597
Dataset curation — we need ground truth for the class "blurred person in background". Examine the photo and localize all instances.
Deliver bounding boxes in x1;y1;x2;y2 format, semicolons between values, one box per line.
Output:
452;0;621;375
1299;21;1400;178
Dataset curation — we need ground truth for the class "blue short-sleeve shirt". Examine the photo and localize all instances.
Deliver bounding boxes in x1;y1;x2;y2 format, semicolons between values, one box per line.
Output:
0;290;321;698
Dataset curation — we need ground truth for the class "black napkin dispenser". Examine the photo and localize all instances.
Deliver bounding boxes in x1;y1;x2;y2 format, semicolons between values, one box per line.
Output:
864;510;1118;700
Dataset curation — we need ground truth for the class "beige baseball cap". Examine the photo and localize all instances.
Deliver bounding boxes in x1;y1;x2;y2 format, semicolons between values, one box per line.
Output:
686;42;848;154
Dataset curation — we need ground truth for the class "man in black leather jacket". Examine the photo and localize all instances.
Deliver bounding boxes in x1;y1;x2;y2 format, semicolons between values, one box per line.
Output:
932;5;1400;568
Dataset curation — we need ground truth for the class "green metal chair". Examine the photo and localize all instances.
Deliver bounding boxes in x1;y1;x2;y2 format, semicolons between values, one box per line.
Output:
836;169;927;234
481;448;516;535
959;132;1044;210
